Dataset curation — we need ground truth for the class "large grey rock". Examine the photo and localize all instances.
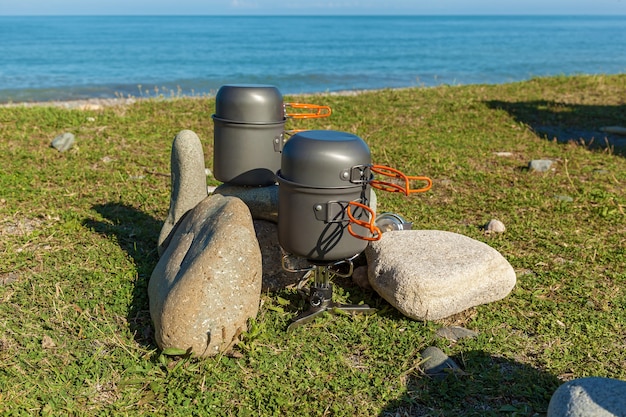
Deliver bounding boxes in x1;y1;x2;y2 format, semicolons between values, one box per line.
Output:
366;230;516;321
548;377;626;417
148;194;262;357
158;130;208;256
214;183;278;223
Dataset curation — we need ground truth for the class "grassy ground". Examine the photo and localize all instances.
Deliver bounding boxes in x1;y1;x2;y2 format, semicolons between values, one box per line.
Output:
0;74;624;416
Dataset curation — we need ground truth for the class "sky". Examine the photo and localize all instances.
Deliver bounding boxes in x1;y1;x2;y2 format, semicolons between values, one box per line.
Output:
1;0;626;16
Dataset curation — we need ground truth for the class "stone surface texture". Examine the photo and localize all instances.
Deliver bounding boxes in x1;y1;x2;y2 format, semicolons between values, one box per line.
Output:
366;230;516;321
148;194;262;357
158;130;208;256
253;219;309;292
214;183;278;223
351;265;372;290
548;377;626;417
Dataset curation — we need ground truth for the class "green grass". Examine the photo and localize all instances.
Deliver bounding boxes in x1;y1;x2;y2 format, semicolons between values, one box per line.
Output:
1;74;625;416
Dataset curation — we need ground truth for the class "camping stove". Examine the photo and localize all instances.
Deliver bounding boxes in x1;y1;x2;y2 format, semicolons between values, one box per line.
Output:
277;130;379;330
282;255;376;331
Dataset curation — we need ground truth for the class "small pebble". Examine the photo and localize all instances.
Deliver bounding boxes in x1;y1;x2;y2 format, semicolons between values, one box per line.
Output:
554;195;573;202
420;346;464;378
484;219;506;234
51;132;75;152
528;159;554;172
435;326;479;342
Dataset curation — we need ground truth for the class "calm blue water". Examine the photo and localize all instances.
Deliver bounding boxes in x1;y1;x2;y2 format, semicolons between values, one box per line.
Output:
0;15;625;103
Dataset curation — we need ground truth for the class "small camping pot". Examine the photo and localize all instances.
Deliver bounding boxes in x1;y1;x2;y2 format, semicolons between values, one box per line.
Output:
212;84;285;186
277;130;376;263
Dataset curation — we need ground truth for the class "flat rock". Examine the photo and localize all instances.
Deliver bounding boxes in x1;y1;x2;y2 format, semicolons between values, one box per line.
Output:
548;377;626;417
366;230;516;321
148;194;262;357
214;183;278;223
158;130;208;256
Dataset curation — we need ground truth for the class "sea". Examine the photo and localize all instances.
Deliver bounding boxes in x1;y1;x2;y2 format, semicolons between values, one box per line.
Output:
0;15;625;103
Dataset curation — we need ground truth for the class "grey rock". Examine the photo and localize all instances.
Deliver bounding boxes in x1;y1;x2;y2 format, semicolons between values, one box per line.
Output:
51;132;75;152
158;130;208;256
529;159;554;172
435;326;479;342
366;230;516;321
352;265;372;290
484;219;506;234
148;194;262;357
548;377;626;417
214;183;278;223
420;346;463;377
253;219;309;292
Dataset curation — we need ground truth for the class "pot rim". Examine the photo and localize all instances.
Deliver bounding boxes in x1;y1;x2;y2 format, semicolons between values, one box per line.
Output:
212;114;286;126
277;170;369;191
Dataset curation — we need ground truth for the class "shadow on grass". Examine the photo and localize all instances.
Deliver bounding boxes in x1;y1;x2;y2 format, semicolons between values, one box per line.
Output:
381;350;561;417
486;100;626;157
84;203;161;349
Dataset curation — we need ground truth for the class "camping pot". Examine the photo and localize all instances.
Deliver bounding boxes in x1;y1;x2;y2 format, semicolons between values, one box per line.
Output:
277;130;377;263
212;84;331;186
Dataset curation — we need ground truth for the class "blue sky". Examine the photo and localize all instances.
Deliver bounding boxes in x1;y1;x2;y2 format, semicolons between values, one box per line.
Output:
1;0;625;15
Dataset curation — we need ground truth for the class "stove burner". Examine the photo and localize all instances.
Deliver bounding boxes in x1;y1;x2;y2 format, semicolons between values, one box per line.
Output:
282;254;377;331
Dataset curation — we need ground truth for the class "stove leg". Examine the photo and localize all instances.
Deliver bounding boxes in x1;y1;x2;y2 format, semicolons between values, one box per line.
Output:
287;265;376;331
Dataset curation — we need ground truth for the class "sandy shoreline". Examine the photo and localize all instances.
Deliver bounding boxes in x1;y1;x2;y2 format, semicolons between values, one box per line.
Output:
0;96;142;110
0;88;384;110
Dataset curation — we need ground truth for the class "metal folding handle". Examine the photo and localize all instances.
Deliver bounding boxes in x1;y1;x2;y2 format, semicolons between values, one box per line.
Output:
284;102;332;119
346;201;382;242
369;164;432;196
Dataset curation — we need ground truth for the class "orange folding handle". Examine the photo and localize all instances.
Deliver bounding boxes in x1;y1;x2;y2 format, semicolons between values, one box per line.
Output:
284;102;332;119
369;165;432;196
346;201;382;242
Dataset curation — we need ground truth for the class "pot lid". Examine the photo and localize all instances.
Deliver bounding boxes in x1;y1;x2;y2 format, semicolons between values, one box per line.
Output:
213;84;285;123
279;130;371;188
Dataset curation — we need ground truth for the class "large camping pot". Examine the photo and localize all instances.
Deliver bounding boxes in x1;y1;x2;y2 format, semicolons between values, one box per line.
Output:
212;84;285;186
277;130;376;262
